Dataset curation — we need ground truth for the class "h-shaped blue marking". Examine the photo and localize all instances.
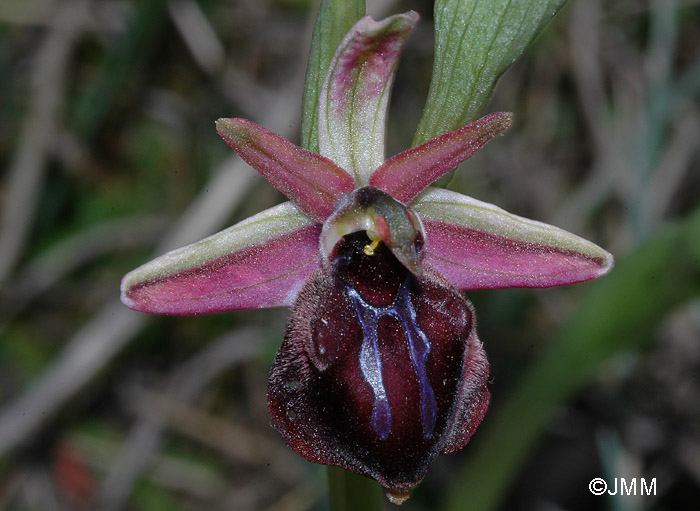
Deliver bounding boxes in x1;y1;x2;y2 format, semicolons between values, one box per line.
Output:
347;281;436;440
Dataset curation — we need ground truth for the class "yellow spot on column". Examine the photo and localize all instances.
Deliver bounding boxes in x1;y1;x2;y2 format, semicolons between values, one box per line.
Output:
363;239;381;256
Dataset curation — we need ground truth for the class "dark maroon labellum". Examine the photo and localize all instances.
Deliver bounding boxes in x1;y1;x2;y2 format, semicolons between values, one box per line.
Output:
267;231;490;495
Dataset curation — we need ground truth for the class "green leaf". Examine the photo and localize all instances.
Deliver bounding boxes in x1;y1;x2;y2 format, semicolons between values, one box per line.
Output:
414;0;567;145
301;0;366;152
445;207;700;511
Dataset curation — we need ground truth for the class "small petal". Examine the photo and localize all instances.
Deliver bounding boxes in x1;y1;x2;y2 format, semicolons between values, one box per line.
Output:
413;188;614;289
216;118;355;222
121;202;321;314
370;112;512;203
318;12;419;183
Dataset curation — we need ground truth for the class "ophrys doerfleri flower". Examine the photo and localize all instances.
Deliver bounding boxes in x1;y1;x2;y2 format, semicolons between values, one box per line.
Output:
120;12;613;503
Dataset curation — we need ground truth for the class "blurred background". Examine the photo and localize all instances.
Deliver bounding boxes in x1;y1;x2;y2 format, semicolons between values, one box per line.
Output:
1;0;699;510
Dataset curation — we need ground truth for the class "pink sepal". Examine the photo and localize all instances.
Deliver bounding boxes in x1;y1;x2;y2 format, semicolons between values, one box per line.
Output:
413;188;614;290
121;203;322;314
318;12;419;183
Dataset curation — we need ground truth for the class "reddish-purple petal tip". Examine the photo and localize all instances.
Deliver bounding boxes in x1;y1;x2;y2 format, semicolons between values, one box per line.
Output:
216;118;355;222
370;112;513;203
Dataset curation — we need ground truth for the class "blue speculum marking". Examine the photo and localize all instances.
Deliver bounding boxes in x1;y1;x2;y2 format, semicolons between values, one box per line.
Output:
347;281;437;440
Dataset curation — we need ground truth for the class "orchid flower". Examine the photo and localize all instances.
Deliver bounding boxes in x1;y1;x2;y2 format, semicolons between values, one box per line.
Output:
120;12;613;503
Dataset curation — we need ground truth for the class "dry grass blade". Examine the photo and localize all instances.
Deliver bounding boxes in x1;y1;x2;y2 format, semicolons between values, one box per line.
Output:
0;157;257;454
98;327;264;511
0;0;86;283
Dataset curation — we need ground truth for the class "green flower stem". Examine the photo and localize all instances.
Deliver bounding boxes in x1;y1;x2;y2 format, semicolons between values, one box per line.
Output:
328;466;384;511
